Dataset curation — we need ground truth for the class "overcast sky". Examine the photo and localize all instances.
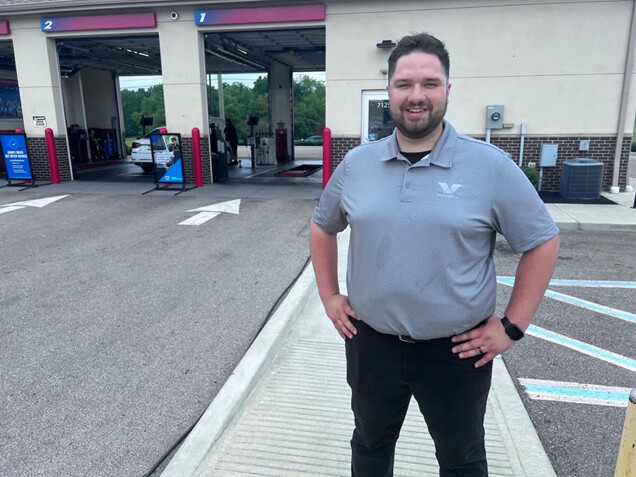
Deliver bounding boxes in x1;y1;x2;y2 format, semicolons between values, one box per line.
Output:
118;71;325;90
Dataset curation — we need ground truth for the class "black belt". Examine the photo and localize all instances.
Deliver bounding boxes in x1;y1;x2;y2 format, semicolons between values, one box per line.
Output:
398;334;429;343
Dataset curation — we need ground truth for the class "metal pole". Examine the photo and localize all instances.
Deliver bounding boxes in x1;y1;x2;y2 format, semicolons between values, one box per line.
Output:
44;128;60;184
322;127;332;189
217;73;225;121
611;0;636;192
192;127;203;187
614;389;636;476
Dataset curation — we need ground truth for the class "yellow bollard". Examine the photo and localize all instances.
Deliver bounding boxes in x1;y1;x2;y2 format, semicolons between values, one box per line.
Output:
615;389;636;476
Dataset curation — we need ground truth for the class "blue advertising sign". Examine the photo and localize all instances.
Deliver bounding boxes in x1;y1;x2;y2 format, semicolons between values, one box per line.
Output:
1;134;33;181
151;133;184;185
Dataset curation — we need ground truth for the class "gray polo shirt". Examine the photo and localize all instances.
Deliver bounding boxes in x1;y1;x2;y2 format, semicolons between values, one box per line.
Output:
312;121;558;339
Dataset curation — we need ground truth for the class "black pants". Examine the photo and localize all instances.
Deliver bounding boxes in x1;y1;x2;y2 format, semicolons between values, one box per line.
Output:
345;320;492;477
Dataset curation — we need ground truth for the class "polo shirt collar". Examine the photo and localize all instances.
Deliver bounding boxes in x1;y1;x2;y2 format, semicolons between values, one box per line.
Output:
379;120;457;168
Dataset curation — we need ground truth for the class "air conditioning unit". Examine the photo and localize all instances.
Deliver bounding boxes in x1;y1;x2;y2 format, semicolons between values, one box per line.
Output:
559;158;604;200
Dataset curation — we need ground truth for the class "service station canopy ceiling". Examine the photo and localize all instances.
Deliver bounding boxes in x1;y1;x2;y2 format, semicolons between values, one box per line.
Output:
0;27;325;77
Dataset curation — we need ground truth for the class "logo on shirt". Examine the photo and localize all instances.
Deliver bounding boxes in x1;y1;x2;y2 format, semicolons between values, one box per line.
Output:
438;182;462;198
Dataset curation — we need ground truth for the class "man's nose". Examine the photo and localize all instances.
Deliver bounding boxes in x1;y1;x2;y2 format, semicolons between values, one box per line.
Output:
408;84;426;103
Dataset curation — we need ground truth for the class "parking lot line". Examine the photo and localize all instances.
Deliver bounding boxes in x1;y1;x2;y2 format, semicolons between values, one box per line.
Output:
518;378;631;407
526;325;636;372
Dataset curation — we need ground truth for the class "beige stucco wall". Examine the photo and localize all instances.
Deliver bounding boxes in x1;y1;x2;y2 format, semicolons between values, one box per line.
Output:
157;7;209;136
326;0;636;137
11;16;67;137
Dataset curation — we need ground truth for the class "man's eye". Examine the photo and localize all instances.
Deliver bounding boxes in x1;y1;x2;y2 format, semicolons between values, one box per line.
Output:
425;83;438;88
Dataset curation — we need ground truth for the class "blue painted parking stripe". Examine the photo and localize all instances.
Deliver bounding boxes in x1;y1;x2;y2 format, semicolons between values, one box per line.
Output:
526;325;636;372
497;277;636;288
497;277;636;324
518;378;630;407
542;290;636;324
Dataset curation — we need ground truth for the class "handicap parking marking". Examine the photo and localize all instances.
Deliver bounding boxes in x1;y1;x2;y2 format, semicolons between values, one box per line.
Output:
498;276;636;324
526;325;636;372
518;378;631;407
497;276;636;289
542;289;636;324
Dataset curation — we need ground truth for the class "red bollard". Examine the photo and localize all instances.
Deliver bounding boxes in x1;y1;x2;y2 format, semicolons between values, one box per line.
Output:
44;128;60;184
322;127;332;189
192;127;203;187
159;127;168;134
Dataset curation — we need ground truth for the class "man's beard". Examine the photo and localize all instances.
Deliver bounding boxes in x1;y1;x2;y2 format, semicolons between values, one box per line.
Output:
390;101;447;140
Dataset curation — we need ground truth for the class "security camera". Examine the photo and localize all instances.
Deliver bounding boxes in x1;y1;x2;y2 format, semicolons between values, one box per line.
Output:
170;11;179;21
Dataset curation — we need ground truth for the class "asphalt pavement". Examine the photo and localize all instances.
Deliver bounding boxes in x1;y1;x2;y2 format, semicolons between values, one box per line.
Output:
1;171;634;477
0;188;318;477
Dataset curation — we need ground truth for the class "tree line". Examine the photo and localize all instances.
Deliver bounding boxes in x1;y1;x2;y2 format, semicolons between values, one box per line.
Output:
120;75;325;141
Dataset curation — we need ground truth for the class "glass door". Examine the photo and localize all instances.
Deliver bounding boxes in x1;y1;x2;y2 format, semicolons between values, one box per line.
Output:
361;90;395;143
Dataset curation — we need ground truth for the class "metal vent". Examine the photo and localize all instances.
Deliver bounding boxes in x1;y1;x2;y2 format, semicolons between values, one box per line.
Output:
559;158;604;200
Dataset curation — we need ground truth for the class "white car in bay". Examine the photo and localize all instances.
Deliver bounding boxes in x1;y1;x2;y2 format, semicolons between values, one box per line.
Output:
131;127;174;173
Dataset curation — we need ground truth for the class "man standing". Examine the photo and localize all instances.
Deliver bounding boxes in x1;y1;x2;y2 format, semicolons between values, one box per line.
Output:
310;33;560;477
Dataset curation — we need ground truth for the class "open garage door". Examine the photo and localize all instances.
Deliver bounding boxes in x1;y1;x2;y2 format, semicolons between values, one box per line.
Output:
203;27;325;186
55;35;163;183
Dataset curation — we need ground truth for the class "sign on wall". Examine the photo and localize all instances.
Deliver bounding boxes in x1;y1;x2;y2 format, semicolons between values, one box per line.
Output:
195;5;325;26
1;133;33;181
40;13;156;32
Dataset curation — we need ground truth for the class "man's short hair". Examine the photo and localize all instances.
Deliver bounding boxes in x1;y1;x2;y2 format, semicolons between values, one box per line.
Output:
388;33;450;81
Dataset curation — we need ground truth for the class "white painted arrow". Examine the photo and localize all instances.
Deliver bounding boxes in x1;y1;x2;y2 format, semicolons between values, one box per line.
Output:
0;205;25;215
179;199;241;226
2;195;69;208
187;199;241;215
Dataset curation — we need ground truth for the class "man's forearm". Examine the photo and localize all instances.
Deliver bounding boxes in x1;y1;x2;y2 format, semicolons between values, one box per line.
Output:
309;220;340;303
505;234;560;329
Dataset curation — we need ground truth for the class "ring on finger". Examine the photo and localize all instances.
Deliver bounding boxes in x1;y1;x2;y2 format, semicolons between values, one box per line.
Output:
477;346;483;354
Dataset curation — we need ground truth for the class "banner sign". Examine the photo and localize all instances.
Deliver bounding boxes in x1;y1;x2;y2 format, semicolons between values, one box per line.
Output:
41;13;156;32
151;133;184;184
195;5;325;26
0;78;22;120
1;134;33;181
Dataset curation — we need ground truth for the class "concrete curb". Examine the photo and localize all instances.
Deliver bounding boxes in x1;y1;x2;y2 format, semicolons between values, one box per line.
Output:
160;261;317;477
491;357;558;477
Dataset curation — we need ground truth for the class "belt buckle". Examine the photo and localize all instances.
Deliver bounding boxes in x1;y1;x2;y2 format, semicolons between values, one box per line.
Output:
398;334;416;343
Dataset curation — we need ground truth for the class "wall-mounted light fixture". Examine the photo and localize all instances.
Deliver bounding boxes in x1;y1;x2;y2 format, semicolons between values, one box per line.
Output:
376;40;396;49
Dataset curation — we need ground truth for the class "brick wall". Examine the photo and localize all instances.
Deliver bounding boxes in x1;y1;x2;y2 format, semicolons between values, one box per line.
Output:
488;135;632;192
331;137;361;170
160;136;211;185
329;134;632;192
26;136;71;182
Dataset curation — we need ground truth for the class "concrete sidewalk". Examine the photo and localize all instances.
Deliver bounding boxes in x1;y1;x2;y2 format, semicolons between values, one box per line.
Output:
161;227;558;477
545;188;636;232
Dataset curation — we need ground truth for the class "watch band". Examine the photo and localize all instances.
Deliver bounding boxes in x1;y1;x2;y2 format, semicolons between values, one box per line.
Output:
501;315;525;341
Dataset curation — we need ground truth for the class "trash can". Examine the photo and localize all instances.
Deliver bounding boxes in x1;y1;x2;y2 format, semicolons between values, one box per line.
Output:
559;158;604;200
212;152;228;182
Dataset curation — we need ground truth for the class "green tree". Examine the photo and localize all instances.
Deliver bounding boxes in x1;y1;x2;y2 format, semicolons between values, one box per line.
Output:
120;74;325;143
293;75;325;139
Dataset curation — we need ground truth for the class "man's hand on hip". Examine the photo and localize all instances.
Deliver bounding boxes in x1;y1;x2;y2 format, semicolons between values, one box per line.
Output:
450;316;514;368
323;294;360;340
